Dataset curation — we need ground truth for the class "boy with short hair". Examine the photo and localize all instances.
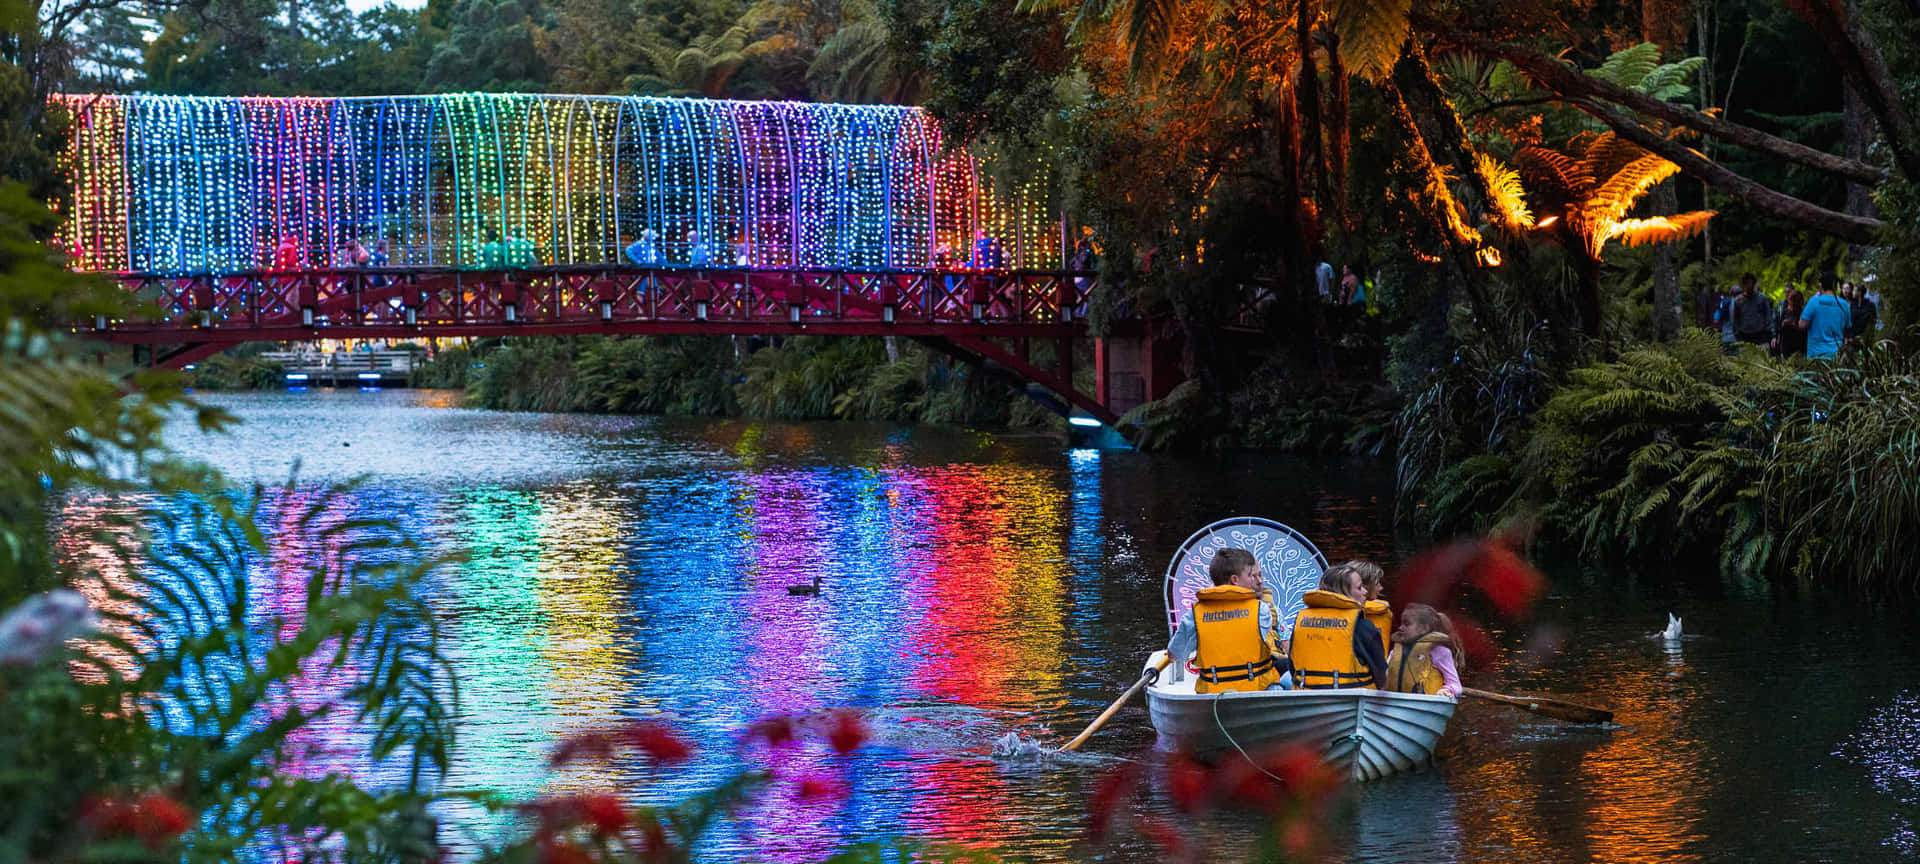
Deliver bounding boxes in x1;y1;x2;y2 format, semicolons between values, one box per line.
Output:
1166;549;1286;692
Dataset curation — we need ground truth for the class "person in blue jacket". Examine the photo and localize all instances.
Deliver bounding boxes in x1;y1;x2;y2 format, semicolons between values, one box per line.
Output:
1798;276;1853;359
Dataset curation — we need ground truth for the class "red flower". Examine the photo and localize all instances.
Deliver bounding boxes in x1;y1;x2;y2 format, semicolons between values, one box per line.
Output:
1469;541;1543;619
1164;754;1211;814
1263;746;1341;801
826;709;869;754
81;792;191;847
794;774;847;801
1392;541;1480;607
621;722;692;765
538;837;592;864
747;714;796;748
1451;617;1498;672
1086;763;1140;841
577;794;629;835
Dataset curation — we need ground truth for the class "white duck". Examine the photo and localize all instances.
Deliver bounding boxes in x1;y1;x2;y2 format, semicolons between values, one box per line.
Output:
1661;613;1683;642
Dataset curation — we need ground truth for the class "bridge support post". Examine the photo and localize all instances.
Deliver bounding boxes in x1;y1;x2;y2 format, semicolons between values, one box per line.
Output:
1095;332;1182;419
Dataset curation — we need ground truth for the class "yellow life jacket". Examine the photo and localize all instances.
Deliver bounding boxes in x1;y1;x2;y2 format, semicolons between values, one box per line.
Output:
1191;585;1280;693
1289;589;1376;690
1385;633;1451;695
1363;599;1392;657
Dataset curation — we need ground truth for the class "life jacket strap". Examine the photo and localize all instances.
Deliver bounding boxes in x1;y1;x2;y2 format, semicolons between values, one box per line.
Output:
1296;669;1376;689
1198;657;1275;683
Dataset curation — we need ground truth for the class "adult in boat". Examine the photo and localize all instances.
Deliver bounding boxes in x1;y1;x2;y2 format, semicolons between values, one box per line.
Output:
1384;603;1464;698
1287;562;1389;690
1165;548;1286;693
1355;560;1392;657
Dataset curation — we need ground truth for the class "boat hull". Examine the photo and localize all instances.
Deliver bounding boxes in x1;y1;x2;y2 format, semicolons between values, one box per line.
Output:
1143;654;1456;782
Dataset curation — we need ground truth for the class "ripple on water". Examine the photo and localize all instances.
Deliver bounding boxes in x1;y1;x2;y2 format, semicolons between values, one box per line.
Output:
1835;692;1920;855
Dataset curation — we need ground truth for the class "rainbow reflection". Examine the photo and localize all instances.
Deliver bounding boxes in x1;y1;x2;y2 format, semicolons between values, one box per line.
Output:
52;94;1061;274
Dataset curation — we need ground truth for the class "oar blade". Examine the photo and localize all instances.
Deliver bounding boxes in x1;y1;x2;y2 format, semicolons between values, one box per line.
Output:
1528;698;1613;724
1462;687;1613;724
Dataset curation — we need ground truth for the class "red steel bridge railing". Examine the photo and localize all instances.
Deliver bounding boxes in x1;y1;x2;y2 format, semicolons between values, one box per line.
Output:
85;265;1121;427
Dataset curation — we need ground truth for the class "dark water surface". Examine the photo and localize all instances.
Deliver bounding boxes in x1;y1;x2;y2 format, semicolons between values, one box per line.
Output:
59;390;1920;862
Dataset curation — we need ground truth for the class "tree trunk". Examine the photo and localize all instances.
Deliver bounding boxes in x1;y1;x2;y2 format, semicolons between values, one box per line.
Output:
1843;0;1877;265
1325;33;1352;232
1651;181;1682;341
1274;87;1326;370
1295;0;1327;232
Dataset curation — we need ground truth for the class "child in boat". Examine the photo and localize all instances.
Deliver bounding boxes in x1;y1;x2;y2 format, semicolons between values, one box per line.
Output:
1287;563;1390;689
1166;548;1288;692
1385;603;1463;698
1355;561;1392;657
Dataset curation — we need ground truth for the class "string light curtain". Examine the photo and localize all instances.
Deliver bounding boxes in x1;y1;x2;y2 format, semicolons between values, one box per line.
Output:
53;93;1062;274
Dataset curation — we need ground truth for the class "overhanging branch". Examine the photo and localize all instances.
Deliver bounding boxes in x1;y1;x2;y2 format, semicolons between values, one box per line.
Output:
1574;99;1884;244
1419;14;1886;186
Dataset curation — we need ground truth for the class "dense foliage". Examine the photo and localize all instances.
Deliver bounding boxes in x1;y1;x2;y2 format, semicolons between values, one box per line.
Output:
459;334;1064;427
1404;331;1920;591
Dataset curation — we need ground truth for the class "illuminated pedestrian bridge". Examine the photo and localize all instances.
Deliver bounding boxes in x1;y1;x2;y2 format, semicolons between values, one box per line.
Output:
54;93;1060;275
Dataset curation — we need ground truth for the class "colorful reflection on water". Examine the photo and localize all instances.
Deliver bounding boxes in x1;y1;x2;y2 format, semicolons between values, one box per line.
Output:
53;390;1920;862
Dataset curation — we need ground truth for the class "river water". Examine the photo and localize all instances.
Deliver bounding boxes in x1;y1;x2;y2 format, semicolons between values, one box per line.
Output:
56;389;1920;862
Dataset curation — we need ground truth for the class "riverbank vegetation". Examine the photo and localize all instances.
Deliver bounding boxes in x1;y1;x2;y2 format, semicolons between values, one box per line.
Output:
433;335;1062;427
1404;332;1920;590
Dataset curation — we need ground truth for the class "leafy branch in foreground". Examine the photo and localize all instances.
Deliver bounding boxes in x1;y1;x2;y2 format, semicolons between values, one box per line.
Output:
3;479;463;862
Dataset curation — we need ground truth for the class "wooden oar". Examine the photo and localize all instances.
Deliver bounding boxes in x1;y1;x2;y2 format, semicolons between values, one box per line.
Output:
1461;687;1613;724
1060;656;1173;752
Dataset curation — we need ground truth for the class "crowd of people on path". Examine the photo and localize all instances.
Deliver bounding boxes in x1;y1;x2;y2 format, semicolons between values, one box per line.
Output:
1711;271;1882;360
1164;549;1462;697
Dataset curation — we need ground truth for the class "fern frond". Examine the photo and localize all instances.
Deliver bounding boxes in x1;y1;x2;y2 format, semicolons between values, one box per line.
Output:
1590;42;1662;89
1639;57;1706;101
1330;0;1412;82
1475;152;1534;231
1605;210;1715;247
1587;152;1679;225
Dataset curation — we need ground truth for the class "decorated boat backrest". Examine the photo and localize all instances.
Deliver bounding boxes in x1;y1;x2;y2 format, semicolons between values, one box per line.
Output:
1162;517;1330;639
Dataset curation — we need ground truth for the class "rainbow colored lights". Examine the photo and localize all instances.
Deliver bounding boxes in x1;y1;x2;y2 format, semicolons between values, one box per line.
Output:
53;94;1062;275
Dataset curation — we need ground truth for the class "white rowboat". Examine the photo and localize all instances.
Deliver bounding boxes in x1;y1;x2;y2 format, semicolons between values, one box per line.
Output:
1149;517;1456;781
1142;650;1456;781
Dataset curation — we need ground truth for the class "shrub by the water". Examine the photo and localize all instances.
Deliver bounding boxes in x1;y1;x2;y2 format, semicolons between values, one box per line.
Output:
1404;330;1920;591
187;353;284;390
408;345;474;390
